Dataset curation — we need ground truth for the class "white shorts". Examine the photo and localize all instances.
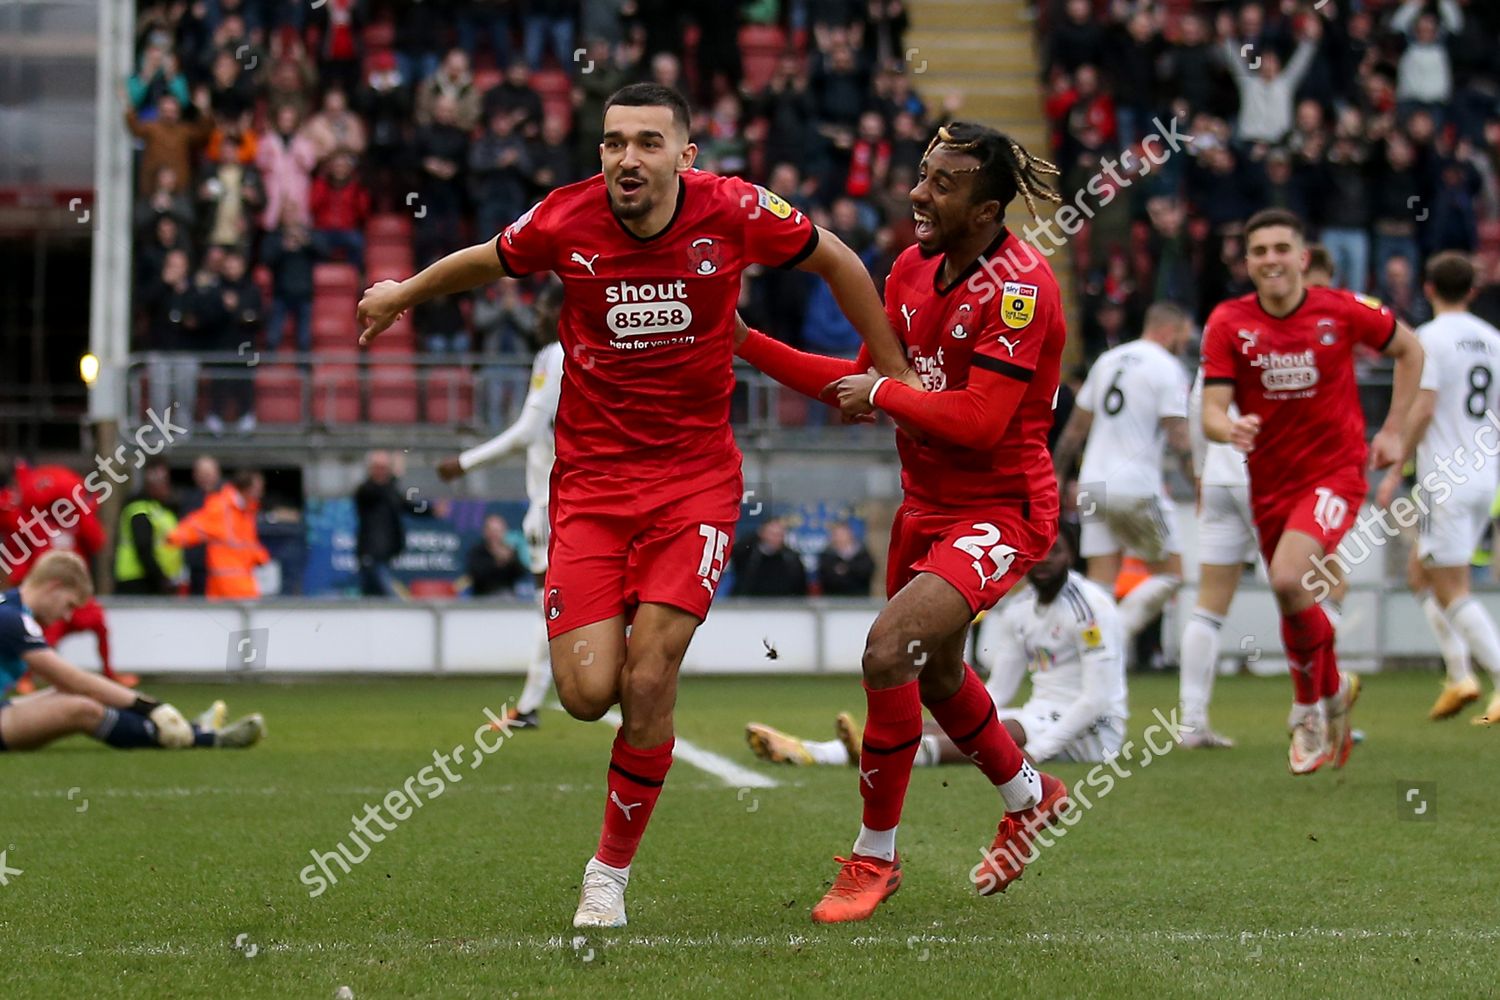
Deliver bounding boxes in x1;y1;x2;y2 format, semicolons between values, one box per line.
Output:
523;502;550;575
997;701;1125;763
1080;493;1179;563
1197;483;1258;566
1418;489;1493;567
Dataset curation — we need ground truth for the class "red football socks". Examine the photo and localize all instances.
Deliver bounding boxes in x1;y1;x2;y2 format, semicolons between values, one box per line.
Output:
858;680;924;832
924;664;1026;785
1281;606;1334;705
596;732;674;869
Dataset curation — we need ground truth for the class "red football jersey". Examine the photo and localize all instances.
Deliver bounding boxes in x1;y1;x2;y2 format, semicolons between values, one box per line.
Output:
3;463;105;581
1201;285;1397;508
881;229;1065;511
496;169;817;479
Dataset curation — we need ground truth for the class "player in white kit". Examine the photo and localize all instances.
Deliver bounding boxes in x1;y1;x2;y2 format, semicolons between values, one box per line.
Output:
746;528;1128;766
1053;303;1194;639
438;284;564;729
1176;369;1256;748
1376;252;1500;724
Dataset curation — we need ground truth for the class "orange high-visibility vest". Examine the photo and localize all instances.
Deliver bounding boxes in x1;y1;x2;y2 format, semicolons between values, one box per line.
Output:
167;486;269;599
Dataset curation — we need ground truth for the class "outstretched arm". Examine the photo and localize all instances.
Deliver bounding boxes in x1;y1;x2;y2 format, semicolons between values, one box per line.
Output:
838;363;1032;451
358;242;507;345
736;326;868;404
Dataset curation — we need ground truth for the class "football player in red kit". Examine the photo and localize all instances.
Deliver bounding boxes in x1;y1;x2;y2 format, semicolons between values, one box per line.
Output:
356;84;913;928
0;461;132;689
1200;209;1424;774
734;123;1072;922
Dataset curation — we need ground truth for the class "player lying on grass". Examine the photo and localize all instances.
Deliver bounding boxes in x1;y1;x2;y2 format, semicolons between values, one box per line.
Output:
0;551;264;751
749;527;1127;768
734;122;1073;922
357;83;915;929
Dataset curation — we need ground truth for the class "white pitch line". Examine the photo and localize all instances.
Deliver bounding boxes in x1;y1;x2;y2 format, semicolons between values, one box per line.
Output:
38;926;1500;959
600;710;779;789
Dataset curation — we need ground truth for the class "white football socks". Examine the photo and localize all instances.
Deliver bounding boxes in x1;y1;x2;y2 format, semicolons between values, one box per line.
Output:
998;760;1042;813
804;739;851;766
913;734;943;767
1420;590;1473;684
1119;573;1183;638
853;825;897;861
1447;596;1500;682
1179;608;1223;730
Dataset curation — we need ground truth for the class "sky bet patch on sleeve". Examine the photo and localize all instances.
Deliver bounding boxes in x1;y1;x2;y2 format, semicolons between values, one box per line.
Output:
1001;281;1038;330
755;186;793;220
1354;293;1385;311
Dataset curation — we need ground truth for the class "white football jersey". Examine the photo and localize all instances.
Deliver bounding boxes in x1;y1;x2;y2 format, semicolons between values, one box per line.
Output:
460;341;563;507
1189;368;1248;487
1417;312;1500;499
978;571;1128;721
1077;339;1190;498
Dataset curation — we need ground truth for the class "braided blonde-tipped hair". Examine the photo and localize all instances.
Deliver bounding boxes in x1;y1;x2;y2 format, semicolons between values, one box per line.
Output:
921;123;1063;221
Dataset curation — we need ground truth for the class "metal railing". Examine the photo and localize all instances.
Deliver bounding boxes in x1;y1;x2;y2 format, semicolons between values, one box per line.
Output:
120;351;900;453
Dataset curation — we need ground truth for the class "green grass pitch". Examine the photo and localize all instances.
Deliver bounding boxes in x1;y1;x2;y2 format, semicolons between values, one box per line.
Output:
3;671;1498;998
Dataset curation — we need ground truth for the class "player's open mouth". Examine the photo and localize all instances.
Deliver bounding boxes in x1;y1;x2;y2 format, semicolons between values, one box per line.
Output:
617;177;645;195
913;211;935;240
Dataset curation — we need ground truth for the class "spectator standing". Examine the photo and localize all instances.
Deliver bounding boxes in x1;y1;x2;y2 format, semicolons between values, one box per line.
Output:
524;0;578;73
1319;134;1373;293
168;469;270;600
483;60;545;140
134;165;196;239
1218;12;1319;144
139;249;202;425
465;514;526;596
413;94;470;265
730;519;808;597
353;450;429;597
206;249;263;433
257;104;318;230
197;137;265;251
261;206;317;353
309;152;371;274
1050;0;1106;74
180;457;222;596
355;51;411;210
302;87;369;166
415;49;484;132
114;458;185;596
817;521;874;596
470;108;533;241
123;90;215;196
313;0;365;96
1391;1;1462;119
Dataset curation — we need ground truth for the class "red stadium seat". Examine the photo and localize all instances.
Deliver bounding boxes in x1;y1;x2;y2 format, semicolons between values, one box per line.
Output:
314;263;360;294
408;579;457;598
473;68;503;94
312;364;361;424
424;365;473;424
366;214;412;239
740;25;788;93
362;21;396;49
254;363;305;425
368;365;419;423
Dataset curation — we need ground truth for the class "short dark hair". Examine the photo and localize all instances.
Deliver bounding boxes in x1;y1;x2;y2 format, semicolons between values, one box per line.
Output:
231;469;261;493
1144;301;1191;333
1426;251;1475;304
1305;244;1335;278
1245;208;1305;240
604;83;691;136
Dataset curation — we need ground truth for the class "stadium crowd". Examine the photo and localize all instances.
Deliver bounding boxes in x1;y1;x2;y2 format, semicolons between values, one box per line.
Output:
125;0;944;433
1039;0;1500;365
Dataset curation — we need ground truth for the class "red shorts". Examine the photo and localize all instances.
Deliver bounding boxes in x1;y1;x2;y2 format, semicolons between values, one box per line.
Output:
886;501;1056;614
543;461;743;638
1253;471;1366;563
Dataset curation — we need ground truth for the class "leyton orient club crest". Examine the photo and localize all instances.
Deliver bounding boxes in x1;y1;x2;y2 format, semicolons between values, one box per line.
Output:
688;237;721;276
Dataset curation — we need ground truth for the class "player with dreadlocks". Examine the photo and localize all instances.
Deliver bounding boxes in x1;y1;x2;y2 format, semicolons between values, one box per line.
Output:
733;122;1072;921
